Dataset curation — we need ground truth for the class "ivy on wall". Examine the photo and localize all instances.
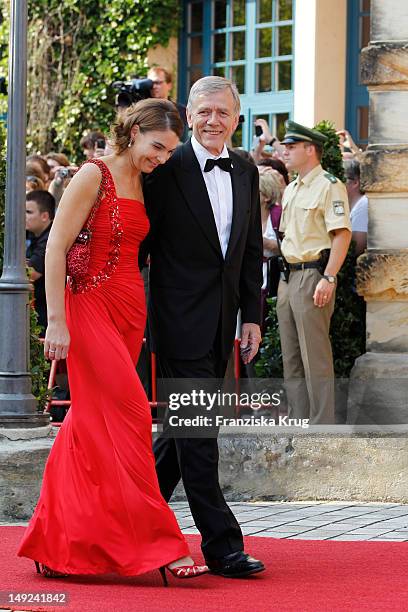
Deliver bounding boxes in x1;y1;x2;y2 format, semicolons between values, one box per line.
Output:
0;0;180;158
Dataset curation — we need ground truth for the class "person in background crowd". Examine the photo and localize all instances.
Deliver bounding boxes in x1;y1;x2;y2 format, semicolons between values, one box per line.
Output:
259;172;279;331
26;175;45;193
344;159;368;256
27;155;51;186
25;190;56;334
336;129;362;160
252;118;285;163
45;152;70;180
48;165;78;208
26;160;47;185
147;66;189;141
277;120;351;425
148;66;173;100
80;130;106;159
257;160;288;233
257;157;289;186
232;147;255;164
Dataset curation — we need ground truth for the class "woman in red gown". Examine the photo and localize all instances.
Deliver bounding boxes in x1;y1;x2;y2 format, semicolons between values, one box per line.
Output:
18;99;207;584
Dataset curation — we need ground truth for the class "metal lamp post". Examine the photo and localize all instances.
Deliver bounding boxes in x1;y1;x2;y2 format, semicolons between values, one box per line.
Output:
0;0;48;428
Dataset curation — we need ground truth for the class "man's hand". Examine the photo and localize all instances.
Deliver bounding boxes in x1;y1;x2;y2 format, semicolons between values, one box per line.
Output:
240;323;262;364
313;278;335;308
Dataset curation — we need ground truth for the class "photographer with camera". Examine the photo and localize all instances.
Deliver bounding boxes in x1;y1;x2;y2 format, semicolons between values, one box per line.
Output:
252;118;284;163
48;164;78;207
80;130;107;160
46;152;70;180
147;66;189;142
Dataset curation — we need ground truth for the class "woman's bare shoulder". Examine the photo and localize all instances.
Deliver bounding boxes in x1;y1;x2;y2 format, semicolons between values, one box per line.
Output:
75;160;104;180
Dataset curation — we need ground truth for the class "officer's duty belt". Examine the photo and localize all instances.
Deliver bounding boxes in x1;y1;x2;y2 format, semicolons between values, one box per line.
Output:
287;260;321;271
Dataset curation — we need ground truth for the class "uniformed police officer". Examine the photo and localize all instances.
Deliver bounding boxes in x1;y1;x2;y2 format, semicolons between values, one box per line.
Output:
277;120;351;424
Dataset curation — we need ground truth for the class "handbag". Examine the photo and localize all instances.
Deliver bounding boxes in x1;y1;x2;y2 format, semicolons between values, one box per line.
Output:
66;166;104;278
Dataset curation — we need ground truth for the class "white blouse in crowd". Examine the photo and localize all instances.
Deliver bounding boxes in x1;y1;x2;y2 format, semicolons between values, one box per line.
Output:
262;215;277;290
350;195;368;233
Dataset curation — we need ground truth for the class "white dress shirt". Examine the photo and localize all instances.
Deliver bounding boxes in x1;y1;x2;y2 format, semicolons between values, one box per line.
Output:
262;216;277;290
191;135;233;258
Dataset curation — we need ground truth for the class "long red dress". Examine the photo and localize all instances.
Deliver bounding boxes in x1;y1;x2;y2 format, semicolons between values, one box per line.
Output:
18;158;190;576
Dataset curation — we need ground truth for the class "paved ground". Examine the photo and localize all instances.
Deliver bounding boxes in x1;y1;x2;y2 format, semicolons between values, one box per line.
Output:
173;501;408;542
2;501;408;541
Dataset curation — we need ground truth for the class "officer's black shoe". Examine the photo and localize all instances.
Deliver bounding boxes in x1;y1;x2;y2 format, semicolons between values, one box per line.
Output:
206;551;265;578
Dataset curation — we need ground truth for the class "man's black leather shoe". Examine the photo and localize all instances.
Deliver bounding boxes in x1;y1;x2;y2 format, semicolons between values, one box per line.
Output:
207;551;265;578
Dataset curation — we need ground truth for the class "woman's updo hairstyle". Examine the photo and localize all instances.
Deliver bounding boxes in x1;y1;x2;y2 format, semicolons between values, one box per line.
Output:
111;98;183;154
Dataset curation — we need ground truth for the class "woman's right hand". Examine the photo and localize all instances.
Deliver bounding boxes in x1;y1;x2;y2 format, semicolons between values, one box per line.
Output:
44;321;70;361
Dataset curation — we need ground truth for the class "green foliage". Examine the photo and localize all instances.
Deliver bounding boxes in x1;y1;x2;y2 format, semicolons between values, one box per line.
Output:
29;306;51;411
254;298;283;378
0;122;50;410
330;247;366;376
314;119;345;182
0;0;180;159
255;248;366;379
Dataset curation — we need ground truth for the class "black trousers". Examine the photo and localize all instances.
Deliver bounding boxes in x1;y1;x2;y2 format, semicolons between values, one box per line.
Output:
153;345;244;561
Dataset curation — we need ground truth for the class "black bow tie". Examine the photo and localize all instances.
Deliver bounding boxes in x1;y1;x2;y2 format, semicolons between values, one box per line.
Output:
204;157;233;173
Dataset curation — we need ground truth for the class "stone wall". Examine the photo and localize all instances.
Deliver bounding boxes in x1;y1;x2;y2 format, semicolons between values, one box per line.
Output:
3;431;407;522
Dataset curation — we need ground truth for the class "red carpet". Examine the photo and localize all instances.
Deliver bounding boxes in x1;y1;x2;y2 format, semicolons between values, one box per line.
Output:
1;527;407;611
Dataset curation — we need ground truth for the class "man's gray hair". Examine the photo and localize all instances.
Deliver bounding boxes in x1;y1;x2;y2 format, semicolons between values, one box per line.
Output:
187;76;241;115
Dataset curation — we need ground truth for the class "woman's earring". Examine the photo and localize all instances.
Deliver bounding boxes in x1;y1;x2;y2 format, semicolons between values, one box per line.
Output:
128;139;134;148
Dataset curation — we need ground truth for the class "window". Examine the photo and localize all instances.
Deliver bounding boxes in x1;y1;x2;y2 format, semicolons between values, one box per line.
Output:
346;0;370;146
180;0;294;149
255;0;293;93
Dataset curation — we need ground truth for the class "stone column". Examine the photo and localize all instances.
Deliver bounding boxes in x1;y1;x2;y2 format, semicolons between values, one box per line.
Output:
348;1;408;425
293;0;347;128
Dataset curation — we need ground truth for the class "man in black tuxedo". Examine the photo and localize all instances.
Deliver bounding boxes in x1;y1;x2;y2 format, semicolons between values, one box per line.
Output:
143;76;264;577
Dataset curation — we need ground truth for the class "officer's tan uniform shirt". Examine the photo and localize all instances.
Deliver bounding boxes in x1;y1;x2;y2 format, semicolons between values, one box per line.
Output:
279;164;351;263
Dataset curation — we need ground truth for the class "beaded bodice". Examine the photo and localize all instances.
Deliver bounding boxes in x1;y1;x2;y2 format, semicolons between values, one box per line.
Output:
67;158;149;294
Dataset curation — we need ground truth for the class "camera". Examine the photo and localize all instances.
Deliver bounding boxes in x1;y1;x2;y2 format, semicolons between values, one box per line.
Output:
57;167;75;179
96;138;106;149
255;125;263;137
112;78;153;108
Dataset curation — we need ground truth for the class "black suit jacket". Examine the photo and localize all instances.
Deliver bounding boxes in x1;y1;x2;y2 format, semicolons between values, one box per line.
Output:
142;140;262;361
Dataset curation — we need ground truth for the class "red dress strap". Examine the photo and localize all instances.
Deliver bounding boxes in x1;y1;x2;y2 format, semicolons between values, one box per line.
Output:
68;159;124;294
78;159;117;229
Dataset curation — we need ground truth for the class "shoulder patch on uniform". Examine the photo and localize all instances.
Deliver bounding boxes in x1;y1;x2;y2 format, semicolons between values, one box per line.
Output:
324;172;337;183
333;200;345;216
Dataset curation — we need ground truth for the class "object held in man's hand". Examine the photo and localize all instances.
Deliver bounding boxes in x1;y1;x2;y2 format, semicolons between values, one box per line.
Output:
240;344;252;357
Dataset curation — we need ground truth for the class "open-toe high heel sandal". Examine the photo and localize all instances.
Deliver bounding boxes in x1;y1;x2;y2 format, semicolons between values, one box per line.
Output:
159;563;209;586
